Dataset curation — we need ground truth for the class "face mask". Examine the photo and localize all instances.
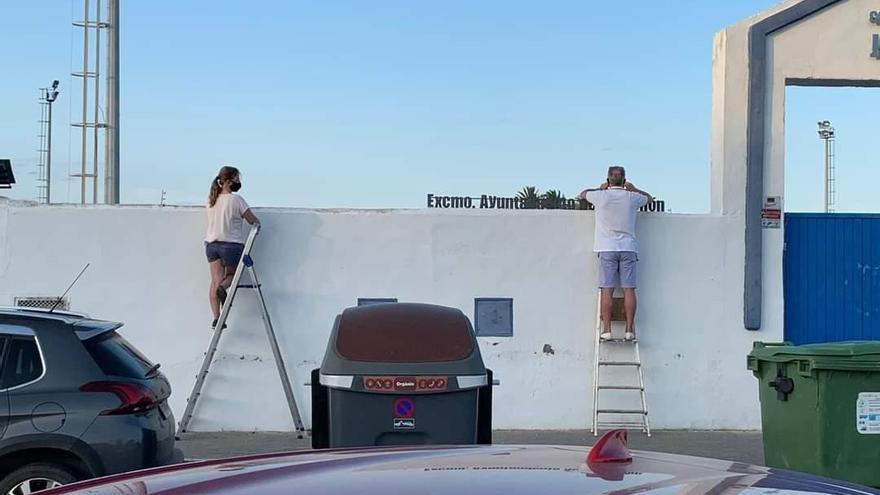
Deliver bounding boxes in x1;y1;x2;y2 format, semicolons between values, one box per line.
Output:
230;182;241;192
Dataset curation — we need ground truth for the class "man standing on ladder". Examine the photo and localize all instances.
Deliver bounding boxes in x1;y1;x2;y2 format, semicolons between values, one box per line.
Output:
579;166;653;341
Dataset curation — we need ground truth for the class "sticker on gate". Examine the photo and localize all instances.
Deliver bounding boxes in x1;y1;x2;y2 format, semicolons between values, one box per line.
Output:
393;418;416;429
856;392;880;434
393;398;415;418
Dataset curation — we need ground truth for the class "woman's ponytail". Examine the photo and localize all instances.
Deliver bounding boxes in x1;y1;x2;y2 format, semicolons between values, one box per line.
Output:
207;175;222;207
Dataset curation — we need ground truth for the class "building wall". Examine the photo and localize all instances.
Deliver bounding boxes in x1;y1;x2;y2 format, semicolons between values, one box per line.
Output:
710;0;797;216
0;200;779;430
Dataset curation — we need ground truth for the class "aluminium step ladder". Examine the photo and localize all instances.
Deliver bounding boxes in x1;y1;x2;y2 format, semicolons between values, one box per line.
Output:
177;225;306;437
591;289;651;436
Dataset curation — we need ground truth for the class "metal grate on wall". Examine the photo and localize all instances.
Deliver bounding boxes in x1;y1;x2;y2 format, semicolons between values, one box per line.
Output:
14;296;70;311
474;298;514;337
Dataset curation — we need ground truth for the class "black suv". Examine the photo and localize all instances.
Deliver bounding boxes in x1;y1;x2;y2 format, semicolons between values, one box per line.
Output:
0;308;181;494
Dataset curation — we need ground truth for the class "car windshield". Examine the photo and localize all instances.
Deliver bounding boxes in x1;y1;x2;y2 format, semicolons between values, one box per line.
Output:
83;332;154;379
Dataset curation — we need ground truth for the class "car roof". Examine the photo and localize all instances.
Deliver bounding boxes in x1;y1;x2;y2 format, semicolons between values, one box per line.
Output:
0;306;91;320
43;444;880;495
0;307;123;340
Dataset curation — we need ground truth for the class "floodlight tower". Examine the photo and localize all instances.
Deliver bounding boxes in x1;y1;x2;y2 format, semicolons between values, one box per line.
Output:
817;120;836;213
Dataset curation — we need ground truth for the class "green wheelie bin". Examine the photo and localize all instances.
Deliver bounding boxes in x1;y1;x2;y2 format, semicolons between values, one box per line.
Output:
748;341;880;487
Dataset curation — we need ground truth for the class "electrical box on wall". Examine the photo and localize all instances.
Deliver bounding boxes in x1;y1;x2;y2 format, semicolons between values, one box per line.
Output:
474;298;513;337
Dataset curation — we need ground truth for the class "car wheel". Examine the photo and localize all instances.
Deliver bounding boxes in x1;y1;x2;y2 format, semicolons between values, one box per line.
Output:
0;463;80;495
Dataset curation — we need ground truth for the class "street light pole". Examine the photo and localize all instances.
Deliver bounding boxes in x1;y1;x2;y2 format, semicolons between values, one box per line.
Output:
40;80;60;204
817;121;836;213
105;0;120;204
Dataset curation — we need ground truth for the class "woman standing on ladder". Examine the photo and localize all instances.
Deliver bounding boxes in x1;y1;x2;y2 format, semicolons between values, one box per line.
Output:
205;165;260;328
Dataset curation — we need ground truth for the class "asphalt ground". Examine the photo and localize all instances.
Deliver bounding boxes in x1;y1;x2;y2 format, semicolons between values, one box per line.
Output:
177;429;764;465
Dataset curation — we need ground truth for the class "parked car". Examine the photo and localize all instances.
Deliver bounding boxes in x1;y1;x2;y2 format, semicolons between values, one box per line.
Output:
0;307;182;494
40;430;880;495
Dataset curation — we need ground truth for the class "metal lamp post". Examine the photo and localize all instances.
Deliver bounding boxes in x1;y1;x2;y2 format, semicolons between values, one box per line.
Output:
39;80;60;204
817;120;836;213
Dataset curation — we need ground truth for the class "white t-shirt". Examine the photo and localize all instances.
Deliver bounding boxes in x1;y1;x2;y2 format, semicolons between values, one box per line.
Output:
205;193;251;244
585;187;648;253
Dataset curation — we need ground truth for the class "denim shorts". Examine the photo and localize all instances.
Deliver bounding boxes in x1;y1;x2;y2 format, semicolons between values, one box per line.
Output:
598;251;638;288
205;241;244;267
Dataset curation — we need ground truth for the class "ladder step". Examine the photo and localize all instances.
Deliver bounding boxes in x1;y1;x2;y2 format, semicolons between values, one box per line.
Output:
597;409;647;415
597;385;644;390
237;284;262;289
598;361;641;366
600;339;638;343
597;422;649;428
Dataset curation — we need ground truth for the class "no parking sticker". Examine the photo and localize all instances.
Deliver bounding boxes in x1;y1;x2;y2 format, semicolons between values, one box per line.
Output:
393;398;415;418
856;392;880;434
393;398;416;429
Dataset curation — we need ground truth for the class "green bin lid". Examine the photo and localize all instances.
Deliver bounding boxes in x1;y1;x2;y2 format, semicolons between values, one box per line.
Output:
748;341;880;372
751;341;880;358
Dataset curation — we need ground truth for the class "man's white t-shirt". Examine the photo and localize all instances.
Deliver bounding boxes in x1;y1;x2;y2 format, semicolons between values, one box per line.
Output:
205;193;250;244
585;187;648;253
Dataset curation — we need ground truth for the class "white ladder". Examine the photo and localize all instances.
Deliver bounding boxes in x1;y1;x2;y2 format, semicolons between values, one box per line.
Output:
177;225;306;437
591;290;651;436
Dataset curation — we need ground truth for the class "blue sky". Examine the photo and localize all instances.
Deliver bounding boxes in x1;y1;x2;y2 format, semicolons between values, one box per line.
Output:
1;1;878;212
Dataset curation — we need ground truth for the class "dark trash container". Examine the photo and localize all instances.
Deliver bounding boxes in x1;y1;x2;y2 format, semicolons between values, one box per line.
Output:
748;341;880;487
311;303;494;448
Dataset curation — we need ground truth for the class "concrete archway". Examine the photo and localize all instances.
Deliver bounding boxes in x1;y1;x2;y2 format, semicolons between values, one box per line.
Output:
712;0;880;329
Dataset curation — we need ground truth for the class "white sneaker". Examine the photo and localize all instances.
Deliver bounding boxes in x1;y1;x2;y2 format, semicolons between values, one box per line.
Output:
624;331;635;341
599;332;612;342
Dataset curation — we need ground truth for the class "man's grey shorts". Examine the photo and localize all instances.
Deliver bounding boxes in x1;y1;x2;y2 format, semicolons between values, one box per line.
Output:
598;251;638;288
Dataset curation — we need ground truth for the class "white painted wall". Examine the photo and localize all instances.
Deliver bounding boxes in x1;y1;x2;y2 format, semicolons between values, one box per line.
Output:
0;199;776;430
710;0;798;216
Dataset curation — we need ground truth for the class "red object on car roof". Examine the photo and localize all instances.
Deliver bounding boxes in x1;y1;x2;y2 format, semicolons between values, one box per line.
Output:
587;429;632;463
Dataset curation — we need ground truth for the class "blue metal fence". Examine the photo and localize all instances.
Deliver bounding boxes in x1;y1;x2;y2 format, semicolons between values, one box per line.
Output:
784;213;880;344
